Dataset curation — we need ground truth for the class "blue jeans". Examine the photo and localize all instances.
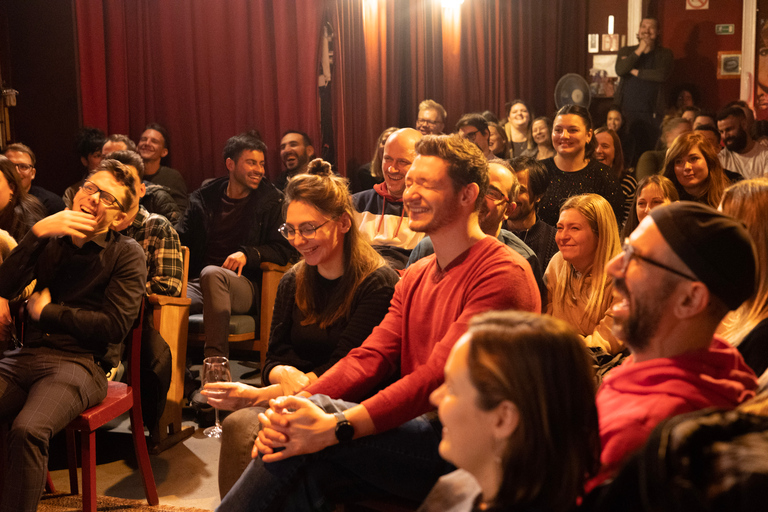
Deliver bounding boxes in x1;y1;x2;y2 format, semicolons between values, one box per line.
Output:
218;395;452;512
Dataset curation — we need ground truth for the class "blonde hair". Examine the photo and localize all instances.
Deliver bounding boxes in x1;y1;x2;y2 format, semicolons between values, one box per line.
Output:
285;159;386;328
719;178;768;344
553;194;621;328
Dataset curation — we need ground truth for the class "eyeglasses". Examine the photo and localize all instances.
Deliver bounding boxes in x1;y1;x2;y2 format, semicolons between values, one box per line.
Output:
417;118;440;127
80;180;123;211
619;239;697;281
461;129;480;142
278;220;330;240
485;186;510;203
14;163;34;175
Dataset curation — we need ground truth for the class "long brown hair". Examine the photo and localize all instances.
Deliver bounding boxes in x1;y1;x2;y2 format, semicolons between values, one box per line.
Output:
0;156;44;241
719;178;768;343
466;310;600;512
594;127;625;180
663;132;729;208
285;158;386;328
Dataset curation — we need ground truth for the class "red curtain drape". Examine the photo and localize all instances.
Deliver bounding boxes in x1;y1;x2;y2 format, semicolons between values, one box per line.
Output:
330;0;587;177
74;0;585;186
75;0;321;188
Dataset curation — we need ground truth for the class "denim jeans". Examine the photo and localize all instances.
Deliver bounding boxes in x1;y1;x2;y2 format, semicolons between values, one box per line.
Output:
217;395;452;512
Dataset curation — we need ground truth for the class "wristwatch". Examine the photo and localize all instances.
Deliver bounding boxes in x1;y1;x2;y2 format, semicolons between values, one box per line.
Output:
334;412;354;443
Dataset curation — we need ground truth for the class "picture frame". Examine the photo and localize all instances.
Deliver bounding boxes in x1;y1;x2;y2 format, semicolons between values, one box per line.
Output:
717;51;741;79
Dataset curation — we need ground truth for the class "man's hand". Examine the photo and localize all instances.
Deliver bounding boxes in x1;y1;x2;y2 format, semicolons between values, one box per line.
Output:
0;297;11;342
253;396;337;462
201;382;282;410
271;365;312;396
222;251;247;276
31;210;96;241
27;288;51;321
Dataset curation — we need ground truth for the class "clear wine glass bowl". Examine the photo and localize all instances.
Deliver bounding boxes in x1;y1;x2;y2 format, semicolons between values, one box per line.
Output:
201;356;232;438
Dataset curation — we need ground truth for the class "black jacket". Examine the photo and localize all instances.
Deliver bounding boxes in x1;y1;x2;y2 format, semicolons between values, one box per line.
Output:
175;176;296;283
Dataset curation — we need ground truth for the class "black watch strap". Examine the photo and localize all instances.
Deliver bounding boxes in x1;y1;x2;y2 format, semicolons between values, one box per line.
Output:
334;411;354;443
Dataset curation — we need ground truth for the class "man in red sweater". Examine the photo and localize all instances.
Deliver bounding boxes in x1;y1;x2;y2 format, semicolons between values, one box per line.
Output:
586;202;758;493
218;135;540;511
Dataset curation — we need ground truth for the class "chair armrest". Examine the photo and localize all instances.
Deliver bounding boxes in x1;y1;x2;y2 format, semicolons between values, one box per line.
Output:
260;262;293;273
146;294;192;307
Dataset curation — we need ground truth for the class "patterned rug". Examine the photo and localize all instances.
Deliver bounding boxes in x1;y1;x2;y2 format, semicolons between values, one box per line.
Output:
37;493;212;512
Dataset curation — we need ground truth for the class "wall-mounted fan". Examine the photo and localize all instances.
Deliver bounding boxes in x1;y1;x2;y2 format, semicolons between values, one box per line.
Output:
554;73;591;109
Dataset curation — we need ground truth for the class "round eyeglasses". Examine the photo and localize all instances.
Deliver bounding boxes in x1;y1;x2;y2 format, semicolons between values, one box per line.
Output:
80;180;123;211
278;220;330;240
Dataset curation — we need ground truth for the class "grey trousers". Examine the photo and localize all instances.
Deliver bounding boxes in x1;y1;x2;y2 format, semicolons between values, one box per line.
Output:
0;347;108;512
187;265;257;359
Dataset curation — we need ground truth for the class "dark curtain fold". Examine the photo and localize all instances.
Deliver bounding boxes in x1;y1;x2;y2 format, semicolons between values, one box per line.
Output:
75;0;321;188
75;0;585;185
331;0;587;176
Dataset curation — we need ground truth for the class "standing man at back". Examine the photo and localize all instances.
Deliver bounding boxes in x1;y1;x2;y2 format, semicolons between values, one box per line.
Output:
138;123;188;213
615;17;673;156
176;133;295;402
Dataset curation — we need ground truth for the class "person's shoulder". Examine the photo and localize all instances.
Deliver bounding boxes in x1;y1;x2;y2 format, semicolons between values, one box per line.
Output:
499;229;535;258
366;263;400;287
159;165;184;180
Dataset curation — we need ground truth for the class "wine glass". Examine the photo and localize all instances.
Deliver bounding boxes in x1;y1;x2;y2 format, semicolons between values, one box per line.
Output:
201;356;232;438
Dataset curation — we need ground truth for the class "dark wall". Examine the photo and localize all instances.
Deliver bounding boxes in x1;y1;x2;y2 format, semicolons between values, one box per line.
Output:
1;0;82;195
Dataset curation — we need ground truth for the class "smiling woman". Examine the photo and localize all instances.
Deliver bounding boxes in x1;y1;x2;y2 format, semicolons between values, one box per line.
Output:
422;311;600;512
212;158;399;496
0;156;45;242
545;193;623;354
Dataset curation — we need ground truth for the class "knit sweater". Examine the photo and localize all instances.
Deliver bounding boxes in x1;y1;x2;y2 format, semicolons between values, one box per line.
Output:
305;236;541;432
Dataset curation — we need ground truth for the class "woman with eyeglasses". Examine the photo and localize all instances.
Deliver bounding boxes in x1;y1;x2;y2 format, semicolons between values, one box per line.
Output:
545;194;624;355
205;158;399;497
0;156;45;242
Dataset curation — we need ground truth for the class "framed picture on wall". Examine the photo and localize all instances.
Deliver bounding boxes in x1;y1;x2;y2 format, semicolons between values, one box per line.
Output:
717;51;741;79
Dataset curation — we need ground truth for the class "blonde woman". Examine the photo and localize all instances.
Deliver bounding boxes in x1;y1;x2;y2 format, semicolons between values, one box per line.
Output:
719;178;768;378
545;194;623;354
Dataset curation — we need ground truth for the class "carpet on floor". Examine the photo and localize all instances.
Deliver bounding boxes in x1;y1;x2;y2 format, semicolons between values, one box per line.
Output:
37;493;212;512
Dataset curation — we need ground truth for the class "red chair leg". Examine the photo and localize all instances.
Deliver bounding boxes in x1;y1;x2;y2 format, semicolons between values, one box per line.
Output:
45;471;56;493
66;429;79;495
81;430;97;512
129;405;159;505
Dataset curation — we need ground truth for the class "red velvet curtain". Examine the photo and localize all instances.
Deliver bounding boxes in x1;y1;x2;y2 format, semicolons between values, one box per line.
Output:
75;0;321;188
75;0;585;185
330;0;587;176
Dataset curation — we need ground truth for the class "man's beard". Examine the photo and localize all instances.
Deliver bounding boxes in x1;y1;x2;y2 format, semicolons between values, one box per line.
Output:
478;202;500;235
612;276;675;352
724;128;748;153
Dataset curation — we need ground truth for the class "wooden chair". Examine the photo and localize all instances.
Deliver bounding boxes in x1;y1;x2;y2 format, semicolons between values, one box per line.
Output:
147;246;195;453
187;261;292;370
64;301;159;512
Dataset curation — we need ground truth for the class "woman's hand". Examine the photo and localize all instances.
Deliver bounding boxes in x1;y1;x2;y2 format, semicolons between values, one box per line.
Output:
270;365;312;396
201;382;268;411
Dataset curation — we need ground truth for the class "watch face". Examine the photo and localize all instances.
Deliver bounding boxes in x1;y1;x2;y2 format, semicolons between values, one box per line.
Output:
336;421;354;442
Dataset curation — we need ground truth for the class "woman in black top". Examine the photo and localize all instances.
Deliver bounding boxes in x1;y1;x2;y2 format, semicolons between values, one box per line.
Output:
537;105;623;227
0;156;44;241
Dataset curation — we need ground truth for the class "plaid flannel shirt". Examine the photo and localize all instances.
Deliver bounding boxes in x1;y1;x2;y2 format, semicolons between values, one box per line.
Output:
122;206;183;296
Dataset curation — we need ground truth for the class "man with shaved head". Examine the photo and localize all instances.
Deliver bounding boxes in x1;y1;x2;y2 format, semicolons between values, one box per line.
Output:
352;127;424;270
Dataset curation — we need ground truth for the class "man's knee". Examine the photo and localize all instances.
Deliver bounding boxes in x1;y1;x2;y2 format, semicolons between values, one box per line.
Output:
7;417;51;453
200;265;231;288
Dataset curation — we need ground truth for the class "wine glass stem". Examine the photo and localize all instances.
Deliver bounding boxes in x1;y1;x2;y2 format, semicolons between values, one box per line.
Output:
214;408;221;428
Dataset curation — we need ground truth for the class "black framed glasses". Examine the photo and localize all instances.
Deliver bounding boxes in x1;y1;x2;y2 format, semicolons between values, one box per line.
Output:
278;220;330;240
461;129;479;142
485;186;510;203
14;163;34;175
620;239;697;281
81;180;123;211
416;118;439;127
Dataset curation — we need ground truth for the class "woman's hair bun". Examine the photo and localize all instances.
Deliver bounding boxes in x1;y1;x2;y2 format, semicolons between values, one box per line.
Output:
307;158;333;177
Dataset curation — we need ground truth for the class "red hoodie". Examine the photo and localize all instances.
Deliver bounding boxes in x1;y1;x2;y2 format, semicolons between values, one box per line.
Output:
587;336;757;492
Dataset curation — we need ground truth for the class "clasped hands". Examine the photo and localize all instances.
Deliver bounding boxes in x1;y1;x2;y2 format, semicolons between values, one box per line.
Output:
253;395;338;462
